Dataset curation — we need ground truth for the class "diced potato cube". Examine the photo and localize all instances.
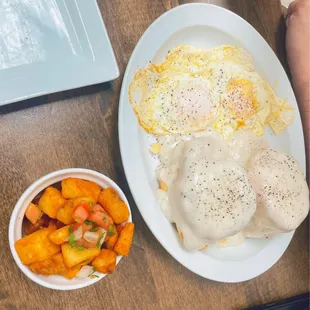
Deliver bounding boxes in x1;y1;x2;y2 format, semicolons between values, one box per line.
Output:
65;265;82;279
61;178;101;201
28;253;67;276
25;203;42;224
103;228;119;250
92;249;116;274
98;188;130;224
56;197;96;225
56;200;74;224
48;225;71;245
114;222;135;256
61;243;100;268
15;228;60;265
38;187;67;219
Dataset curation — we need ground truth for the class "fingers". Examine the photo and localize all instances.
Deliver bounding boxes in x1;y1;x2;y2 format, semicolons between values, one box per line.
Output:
287;0;310;17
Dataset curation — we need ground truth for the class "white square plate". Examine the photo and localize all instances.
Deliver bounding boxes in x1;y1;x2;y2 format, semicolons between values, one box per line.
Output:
0;0;119;106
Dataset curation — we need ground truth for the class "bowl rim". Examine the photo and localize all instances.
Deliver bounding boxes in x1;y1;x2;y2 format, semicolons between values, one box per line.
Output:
8;168;132;290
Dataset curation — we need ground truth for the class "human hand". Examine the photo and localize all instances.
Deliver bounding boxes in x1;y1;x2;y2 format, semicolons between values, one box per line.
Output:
286;0;310;90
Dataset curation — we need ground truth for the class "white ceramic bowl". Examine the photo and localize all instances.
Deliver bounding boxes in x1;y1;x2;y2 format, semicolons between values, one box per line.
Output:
9;168;132;290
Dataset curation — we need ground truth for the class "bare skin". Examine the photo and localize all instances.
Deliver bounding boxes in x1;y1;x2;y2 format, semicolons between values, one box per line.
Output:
286;0;310;164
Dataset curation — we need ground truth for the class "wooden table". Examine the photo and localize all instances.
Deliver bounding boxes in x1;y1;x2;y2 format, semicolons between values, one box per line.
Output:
0;1;308;309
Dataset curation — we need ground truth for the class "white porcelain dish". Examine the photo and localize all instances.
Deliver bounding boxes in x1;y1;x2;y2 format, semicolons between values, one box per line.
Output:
119;4;306;282
9;168;132;290
0;0;119;106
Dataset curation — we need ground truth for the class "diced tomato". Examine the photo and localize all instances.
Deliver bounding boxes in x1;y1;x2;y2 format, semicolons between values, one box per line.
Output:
77;200;93;212
92;204;104;212
71;223;81;232
25;203;42;224
72;206;89;223
87;210;113;230
75;238;97;249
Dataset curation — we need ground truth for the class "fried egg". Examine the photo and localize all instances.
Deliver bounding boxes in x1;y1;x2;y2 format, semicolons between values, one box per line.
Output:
129;45;295;137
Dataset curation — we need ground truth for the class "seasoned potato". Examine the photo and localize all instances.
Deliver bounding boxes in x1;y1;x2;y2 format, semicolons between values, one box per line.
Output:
38;187;67;219
23;215;47;235
48;219;57;230
114;222;135;256
91;249;116;274
65;265;82;279
15;228;60;265
103;228;119;250
48;225;71;245
98;188;130;224
61;243;100;268
56;200;74;224
56;197;96;225
61;178;101;201
29;253;67;276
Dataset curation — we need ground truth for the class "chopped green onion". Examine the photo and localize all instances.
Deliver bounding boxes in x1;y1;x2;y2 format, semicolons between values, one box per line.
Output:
89;227;99;232
84;220;95;225
68;226;72;233
96;233;106;248
69;234;75;248
107;224;115;236
77;246;85;251
102;217;107;223
89;202;94;206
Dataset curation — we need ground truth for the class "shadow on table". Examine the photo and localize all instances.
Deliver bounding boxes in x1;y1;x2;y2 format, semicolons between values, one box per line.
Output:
0;82;111;115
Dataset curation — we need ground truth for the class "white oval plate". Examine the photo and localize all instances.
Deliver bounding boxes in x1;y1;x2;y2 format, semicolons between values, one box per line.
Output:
119;4;306;282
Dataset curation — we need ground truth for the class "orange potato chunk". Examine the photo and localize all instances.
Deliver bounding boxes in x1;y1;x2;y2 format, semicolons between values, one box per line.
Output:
61;243;100;268
29;253;67;276
65;265;81;279
61;178;101;201
92;249;116;274
48;225;71;245
15;227;60;265
25;203;43;224
103;228;119;250
114;222;135;256
98;188;130;224
38;187;67;219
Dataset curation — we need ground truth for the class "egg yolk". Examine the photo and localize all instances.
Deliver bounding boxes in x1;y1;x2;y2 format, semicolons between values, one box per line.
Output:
222;78;258;120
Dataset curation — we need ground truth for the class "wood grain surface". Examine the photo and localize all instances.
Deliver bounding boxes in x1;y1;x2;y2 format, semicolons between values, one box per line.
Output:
0;1;308;309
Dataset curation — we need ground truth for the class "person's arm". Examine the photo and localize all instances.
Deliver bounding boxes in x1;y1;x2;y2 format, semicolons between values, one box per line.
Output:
286;0;310;159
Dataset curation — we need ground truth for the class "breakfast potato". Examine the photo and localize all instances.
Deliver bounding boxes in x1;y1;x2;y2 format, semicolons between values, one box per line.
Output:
48;219;57;230
39;187;67;219
25;203;43;224
56;200;74;224
98;188;130;224
48;225;71;245
15;227;60;265
61;243;100;268
91;249;116;274
28;253;67;276
61;178;101;201
65;265;81;279
56;197;96;224
103;227;119;250
23;214;50;235
114;223;134;256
